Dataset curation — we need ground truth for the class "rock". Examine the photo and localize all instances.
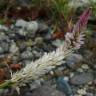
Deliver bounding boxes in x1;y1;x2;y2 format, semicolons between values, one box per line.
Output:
56;77;73;96
0;25;8;31
66;54;83;69
69;73;74;78
27;21;38;32
35;37;44;45
18;42;27;52
0;47;4;54
18;29;27;36
22;60;31;65
38;23;49;32
93;79;96;85
32;83;65;96
83;50;93;60
81;64;89;70
77;89;87;95
76;68;84;73
12;56;19;64
15;19;27;28
52;39;64;47
70;72;94;85
32;50;43;59
54;67;65;76
0;33;9;41
20;50;33;60
9;41;18;53
0;42;9;53
25;39;34;47
86;37;96;50
86;93;94;96
29;80;41;90
24;92;33;96
64;76;69;82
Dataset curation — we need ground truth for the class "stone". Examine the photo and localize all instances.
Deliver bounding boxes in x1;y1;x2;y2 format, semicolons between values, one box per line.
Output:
27;21;38;32
64;76;69;82
18;29;27;36
32;83;65;96
81;64;89;70
0;33;9;41
38;23;48;32
0;42;9;53
35;37;44;45
9;42;19;53
15;19;27;28
29;80;41;90
0;25;8;31
18;42;27;52
69;73;74;78
76;68;84;73
54;67;64;76
56;77;73;96
86;93;94;96
77;89;87;95
20;50;33;60
0;47;4;54
24;92;33;96
32;50;43;59
52;39;64;47
70;72;94;85
66;54;83;69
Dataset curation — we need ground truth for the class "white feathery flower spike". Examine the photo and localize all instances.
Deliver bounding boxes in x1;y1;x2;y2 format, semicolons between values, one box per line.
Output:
0;8;91;89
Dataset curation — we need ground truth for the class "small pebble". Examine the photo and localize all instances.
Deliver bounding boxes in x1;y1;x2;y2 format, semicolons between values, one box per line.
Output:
70;72;94;85
66;54;83;69
15;19;27;28
81;64;89;70
27;21;38;32
35;37;44;45
56;77;73;96
77;68;84;73
77;89;87;95
0;47;4;54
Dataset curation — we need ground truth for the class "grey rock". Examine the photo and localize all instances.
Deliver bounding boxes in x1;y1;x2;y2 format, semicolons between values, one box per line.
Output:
15;19;28;28
0;42;9;53
38;23;48;32
66;54;83;69
0;25;8;31
18;42;27;52
9;42;18;53
12;56;19;64
35;37;44;45
70;72;94;85
56;77;73;96
52;40;64;47
86;93;94;96
26;21;38;32
21;50;33;60
29;80;41;90
32;50;43;58
24;92;33;96
0;33;9;42
32;84;65;96
22;60;32;65
0;47;4;54
18;29;27;36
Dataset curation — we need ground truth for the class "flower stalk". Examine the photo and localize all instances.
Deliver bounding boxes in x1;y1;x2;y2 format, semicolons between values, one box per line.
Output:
0;8;91;89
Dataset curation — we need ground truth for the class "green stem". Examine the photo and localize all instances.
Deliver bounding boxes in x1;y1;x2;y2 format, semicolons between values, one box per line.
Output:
0;80;13;89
